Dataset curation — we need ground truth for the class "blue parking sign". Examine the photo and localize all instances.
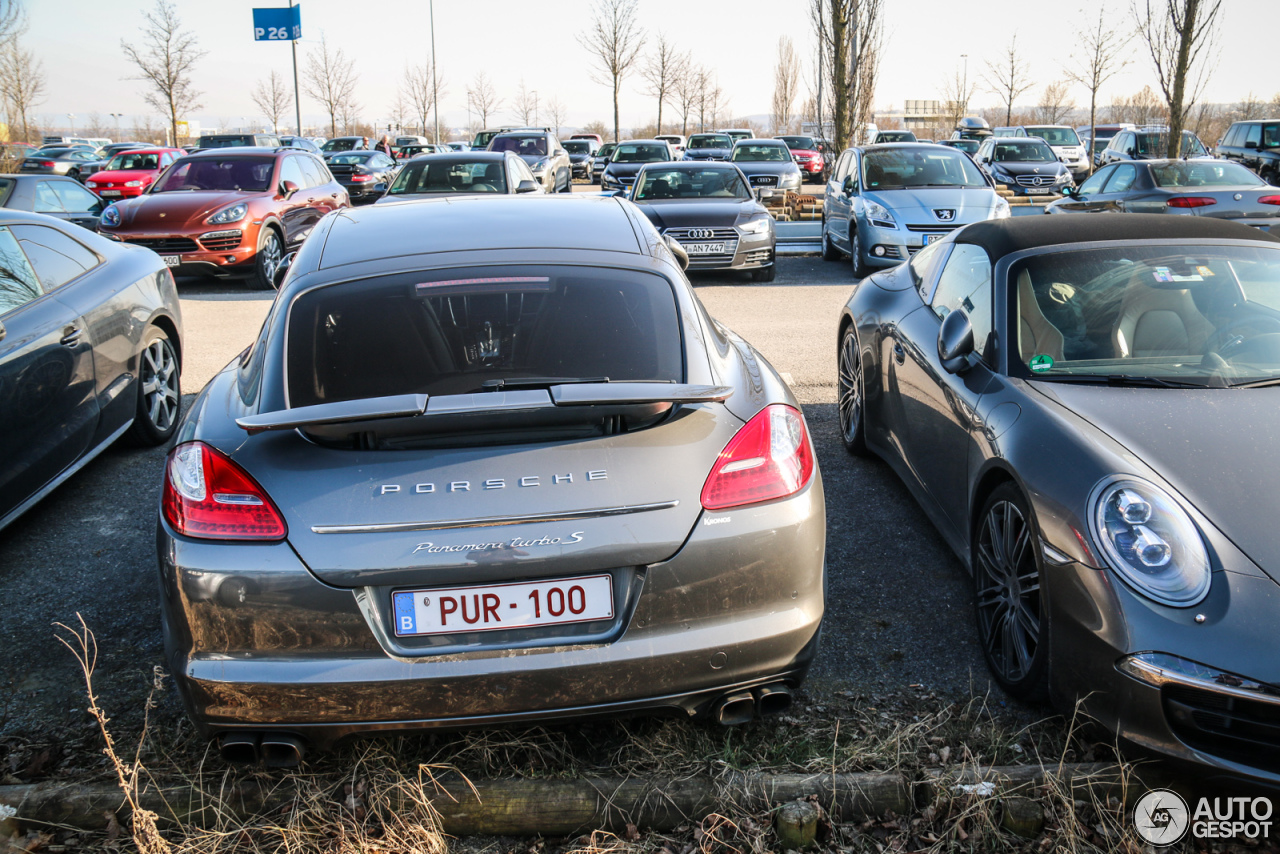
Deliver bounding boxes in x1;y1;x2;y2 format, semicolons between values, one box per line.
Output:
253;6;301;41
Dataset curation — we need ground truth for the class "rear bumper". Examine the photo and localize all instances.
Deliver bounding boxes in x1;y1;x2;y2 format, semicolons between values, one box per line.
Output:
159;476;826;747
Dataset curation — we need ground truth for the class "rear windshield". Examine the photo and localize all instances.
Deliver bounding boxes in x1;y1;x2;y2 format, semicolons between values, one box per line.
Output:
287;266;684;407
1151;161;1262;187
490;135;547;156
563;140;592;154
777;136;818;149
199;137;254;148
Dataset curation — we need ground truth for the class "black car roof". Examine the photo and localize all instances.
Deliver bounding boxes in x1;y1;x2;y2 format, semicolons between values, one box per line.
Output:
956;214;1280;258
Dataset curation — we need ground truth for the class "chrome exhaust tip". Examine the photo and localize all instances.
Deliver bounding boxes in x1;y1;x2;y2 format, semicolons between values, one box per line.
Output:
714;691;756;726
754;683;793;717
261;734;306;768
219;733;261;764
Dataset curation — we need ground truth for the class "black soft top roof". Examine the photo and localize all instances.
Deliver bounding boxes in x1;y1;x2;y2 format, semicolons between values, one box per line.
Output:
956;214;1280;259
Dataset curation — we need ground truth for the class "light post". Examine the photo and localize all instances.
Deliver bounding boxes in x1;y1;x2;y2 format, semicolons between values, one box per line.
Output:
66;113;75;134
109;112;124;138
961;54;969;116
429;0;440;143
533;90;539;126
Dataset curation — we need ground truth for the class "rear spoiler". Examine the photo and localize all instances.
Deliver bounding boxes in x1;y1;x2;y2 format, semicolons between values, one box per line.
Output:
236;384;731;435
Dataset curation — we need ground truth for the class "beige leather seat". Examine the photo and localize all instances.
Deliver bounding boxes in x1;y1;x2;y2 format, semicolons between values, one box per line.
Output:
1112;267;1215;358
1017;270;1065;362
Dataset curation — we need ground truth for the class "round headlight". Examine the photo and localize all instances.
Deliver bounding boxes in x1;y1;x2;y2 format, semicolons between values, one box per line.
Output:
1090;477;1210;606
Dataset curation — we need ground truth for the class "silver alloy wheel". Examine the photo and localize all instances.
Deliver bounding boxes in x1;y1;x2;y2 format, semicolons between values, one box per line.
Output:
837;331;861;443
975;499;1041;685
140;337;179;433
260;230;281;281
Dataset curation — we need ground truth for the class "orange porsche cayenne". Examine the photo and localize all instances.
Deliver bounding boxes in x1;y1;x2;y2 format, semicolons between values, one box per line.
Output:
99;146;349;289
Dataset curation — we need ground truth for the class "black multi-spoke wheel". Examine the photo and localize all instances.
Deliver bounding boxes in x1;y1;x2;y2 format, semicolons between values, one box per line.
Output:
973;483;1048;700
125;326;181;447
837;326;868;456
849;228;868;278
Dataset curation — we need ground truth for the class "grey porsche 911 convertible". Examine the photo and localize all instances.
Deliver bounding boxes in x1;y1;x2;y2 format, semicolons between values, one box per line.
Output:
158;195;824;764
836;214;1280;786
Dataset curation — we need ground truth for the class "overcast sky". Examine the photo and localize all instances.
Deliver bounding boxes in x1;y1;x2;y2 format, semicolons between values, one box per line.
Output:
26;0;1274;135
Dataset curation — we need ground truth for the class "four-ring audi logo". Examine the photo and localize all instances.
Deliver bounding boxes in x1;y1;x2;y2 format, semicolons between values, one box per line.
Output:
687;228;715;240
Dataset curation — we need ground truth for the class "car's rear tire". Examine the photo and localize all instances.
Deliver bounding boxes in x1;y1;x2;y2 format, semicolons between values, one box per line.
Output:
821;219;841;262
124;326;180;447
849;228;869;278
837;325;869;456
973;483;1050;703
246;227;282;291
751;263;776;282
560;168;572;193
68;169;80;181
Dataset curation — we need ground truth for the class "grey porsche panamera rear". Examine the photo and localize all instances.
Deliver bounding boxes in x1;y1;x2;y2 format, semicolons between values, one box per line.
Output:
157;195;824;761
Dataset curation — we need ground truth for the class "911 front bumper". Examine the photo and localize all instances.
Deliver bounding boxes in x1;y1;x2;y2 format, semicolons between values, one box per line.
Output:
158;477;825;748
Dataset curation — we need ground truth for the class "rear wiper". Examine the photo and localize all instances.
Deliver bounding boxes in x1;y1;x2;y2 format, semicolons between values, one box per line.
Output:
1030;374;1207;389
481;376;611;391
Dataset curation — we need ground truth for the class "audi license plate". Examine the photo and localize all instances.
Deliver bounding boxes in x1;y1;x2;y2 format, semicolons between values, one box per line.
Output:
392;574;614;637
161;255;180;267
1025;187;1052;195
683;242;725;255
925;233;945;245
99;190;122;197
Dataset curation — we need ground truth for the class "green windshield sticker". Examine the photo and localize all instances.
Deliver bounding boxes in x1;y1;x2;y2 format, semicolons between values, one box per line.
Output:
1029;354;1054;373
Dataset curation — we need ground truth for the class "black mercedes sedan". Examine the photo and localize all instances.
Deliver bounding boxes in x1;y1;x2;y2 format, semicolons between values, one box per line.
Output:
0;209;182;531
629;162;776;281
972;137;1074;196
600;140;675;192
564;139;597;179
156;194;824;762
324;151;400;204
836;213;1280;787
1046;159;1280;230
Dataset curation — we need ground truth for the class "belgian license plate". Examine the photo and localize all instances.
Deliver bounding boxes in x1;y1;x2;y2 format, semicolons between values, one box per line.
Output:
684;242;725;255
99;190;122;197
1026;187;1052;195
161;255;180;267
925;233;945;244
392;574;614;637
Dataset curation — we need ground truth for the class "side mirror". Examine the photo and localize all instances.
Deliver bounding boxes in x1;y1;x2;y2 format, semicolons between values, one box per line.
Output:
373;182;388;193
842;176;856;195
0;319;6;343
1060;185;1076;197
937;309;975;374
554;148;566;156
663;234;689;271
515;179;539;194
755;188;775;201
1244;140;1259;150
272;251;295;290
279;180;299;199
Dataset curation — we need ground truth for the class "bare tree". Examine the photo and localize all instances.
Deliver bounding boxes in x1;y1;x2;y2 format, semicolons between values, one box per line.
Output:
120;0;205;146
466;72;502;128
577;0;646;143
131;114;164;144
513;79;538;126
1232;92;1266;122
1133;0;1224;157
771;37;802;134
546;98;568;138
982;34;1035;128
939;63;976;132
638;31;685;136
251;70;293;134
0;0;24;46
809;0;885;150
1035;81;1076;124
303;34;357;138
1066;8;1131;168
581;119;610;139
672;59;699;137
84;111;109;137
402;61;444;139
0;38;43;143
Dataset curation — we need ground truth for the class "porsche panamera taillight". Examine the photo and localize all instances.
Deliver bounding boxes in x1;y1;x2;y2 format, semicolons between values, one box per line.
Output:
162;442;287;540
700;405;815;510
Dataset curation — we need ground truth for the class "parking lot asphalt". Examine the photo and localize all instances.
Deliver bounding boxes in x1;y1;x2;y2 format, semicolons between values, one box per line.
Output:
0;256;992;742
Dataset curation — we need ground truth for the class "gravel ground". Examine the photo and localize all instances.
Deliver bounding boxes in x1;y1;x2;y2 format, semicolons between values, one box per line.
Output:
0;256;995;747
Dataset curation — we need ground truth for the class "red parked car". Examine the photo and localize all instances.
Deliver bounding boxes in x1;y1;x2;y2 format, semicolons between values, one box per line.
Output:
84;148;185;199
775;135;832;184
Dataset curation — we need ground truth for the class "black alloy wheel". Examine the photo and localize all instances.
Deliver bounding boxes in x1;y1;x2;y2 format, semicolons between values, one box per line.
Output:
125;326;180;446
849;227;869;278
836;326;868;455
751;263;776;282
973;483;1049;701
247;228;282;291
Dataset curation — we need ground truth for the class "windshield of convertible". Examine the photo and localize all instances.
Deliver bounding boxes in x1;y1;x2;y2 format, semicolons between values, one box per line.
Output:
1011;245;1280;386
862;148;987;189
633;166;750;200
150;157;274;192
287;267;683;408
388;159;507;194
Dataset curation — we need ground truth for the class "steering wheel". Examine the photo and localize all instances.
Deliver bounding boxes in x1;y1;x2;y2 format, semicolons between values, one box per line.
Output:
1206;315;1280;359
